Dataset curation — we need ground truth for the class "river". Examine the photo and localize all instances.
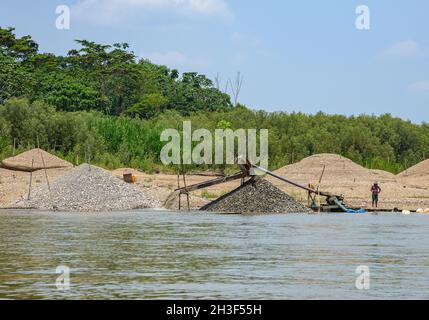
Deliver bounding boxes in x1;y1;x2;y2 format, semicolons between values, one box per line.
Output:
0;210;428;299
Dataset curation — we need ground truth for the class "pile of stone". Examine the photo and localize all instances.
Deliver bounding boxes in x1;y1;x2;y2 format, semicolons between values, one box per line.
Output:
201;177;312;214
13;164;162;212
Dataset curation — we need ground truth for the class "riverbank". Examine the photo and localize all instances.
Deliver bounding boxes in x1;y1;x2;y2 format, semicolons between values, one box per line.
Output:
3;153;429;212
111;154;429;211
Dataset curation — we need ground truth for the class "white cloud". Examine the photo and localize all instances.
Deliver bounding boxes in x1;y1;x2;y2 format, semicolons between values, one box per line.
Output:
382;40;423;57
143;51;209;69
408;81;429;93
73;0;232;24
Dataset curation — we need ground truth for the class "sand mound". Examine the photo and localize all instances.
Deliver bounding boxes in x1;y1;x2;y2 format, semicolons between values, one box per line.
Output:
274;154;371;182
266;153;429;210
398;159;429;178
397;159;429;189
201;177;312;214
370;169;396;181
272;153;399;186
12;164;162;212
1;149;72;172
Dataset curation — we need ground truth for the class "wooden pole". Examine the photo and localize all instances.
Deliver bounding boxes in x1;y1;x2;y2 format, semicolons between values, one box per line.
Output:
38;149;51;193
87;147;91;172
317;193;321;213
181;165;191;211
27;158;34;200
316;165;326;213
38;148;55;210
177;169;181;210
307;185;311;208
35;137;54;210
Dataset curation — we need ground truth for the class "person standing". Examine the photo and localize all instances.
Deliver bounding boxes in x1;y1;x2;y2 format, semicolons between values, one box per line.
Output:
371;182;381;208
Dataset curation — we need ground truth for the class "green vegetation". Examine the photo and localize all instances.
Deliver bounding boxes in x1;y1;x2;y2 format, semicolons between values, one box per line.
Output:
201;190;220;199
1;27;429;174
0;27;231;116
2;98;429;174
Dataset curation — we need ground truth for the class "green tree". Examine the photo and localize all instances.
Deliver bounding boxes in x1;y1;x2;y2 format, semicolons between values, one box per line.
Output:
0;27;38;62
126;93;168;119
0;54;33;103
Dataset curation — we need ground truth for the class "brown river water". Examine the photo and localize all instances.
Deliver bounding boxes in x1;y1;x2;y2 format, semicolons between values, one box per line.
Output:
0;210;429;299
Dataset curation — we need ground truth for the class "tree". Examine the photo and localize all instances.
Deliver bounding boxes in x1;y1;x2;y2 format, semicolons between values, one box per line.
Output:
1;27;233;116
228;72;244;106
0;116;11;153
0;54;33;104
126;93;168;119
0;27;38;62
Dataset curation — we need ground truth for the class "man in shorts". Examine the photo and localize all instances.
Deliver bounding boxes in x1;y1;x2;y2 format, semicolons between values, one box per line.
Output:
371;182;381;208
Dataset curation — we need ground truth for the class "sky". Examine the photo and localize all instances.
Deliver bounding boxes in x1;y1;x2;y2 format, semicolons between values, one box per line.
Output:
1;0;428;122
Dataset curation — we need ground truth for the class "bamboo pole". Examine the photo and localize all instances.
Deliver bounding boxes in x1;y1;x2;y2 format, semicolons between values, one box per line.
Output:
177;168;181;210
36;136;51;193
36;137;54;210
87;147;91;173
316;165;326;213
181;164;190;211
27;158;34;200
39;150;51;193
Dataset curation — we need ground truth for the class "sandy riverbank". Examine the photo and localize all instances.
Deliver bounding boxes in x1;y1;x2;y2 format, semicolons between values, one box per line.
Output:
268;154;429;210
3;153;429;211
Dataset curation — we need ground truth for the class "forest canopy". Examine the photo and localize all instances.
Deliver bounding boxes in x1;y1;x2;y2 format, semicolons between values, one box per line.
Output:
0;27;232;117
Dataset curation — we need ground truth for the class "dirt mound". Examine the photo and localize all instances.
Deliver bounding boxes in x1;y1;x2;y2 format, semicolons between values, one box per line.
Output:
1;149;72;172
398;159;429;178
370;169;396;181
272;154;400;186
397;159;429;189
274;154;371;182
201;177;312;214
12;164;162;212
267;153;429;210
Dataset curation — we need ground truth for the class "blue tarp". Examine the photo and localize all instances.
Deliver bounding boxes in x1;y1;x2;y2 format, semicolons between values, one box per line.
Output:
346;208;367;214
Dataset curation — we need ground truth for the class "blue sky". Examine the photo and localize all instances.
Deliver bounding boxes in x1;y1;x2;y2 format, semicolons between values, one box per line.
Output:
1;0;428;122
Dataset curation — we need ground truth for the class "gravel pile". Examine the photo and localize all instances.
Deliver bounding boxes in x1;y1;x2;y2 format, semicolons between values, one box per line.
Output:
13;164;162;212
201;177;312;214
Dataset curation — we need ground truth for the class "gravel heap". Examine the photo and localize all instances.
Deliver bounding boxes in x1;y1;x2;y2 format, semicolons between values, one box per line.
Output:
13;164;162;212
201;177;312;214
